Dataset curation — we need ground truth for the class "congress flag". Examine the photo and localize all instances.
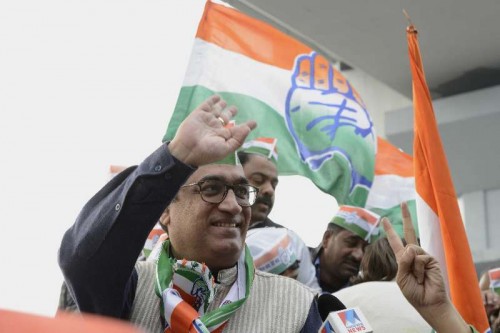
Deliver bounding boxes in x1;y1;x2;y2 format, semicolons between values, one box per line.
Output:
163;1;376;207
407;24;490;332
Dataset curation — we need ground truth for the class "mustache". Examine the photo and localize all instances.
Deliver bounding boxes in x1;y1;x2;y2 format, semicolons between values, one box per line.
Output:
255;195;273;207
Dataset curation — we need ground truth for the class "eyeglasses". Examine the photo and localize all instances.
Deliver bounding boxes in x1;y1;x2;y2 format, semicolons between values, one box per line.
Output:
181;179;259;207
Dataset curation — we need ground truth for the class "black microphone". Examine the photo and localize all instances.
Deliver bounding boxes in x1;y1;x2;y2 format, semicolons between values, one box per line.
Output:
317;293;346;321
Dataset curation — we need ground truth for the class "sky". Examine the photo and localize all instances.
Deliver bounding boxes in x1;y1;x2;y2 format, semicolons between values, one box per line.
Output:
0;0;337;316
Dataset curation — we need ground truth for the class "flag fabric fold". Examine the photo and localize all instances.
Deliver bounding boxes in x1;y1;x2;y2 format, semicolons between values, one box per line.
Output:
407;24;489;332
365;137;418;238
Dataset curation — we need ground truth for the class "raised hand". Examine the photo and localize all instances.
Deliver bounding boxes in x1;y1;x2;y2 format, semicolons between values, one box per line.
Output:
382;202;470;332
383;202;447;310
169;95;257;166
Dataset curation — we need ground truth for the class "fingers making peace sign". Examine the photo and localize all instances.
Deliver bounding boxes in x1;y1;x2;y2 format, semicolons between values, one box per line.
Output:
383;202;447;309
382;202;471;333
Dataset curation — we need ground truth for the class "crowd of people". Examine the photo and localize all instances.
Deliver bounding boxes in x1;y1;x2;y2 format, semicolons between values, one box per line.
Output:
57;95;490;332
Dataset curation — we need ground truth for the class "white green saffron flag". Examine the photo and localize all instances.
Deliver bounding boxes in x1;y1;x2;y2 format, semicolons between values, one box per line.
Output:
163;1;376;206
365;137;419;238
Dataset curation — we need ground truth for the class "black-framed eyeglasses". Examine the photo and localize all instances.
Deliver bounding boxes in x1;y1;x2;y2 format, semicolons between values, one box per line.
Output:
181;179;259;207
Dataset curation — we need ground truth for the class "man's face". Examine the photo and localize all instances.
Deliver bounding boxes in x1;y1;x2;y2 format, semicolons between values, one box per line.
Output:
321;228;367;283
242;154;278;224
163;164;251;272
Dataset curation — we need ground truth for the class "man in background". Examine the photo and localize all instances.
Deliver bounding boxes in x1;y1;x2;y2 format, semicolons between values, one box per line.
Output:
310;205;380;293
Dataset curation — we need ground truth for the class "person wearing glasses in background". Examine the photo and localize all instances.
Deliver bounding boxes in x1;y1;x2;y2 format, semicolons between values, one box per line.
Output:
58;95;323;333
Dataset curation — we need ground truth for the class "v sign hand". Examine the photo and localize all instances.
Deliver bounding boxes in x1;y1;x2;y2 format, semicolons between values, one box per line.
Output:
382;202;471;333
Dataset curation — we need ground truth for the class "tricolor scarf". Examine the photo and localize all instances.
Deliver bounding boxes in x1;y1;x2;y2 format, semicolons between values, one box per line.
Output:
154;240;255;332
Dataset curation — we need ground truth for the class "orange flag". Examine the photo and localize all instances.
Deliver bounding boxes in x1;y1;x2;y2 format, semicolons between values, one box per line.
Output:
0;309;143;333
407;24;490;331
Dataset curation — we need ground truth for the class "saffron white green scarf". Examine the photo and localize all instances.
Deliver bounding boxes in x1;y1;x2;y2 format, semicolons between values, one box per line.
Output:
154;239;255;332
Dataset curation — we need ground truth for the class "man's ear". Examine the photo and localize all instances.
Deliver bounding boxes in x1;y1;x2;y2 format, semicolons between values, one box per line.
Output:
322;229;334;248
159;207;170;233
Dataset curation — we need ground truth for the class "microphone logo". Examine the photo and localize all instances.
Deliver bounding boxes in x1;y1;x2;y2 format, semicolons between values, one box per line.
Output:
318;307;373;333
338;309;365;331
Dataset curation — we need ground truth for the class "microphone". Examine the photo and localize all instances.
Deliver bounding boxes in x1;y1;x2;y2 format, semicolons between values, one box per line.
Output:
317;293;346;321
318;306;373;333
